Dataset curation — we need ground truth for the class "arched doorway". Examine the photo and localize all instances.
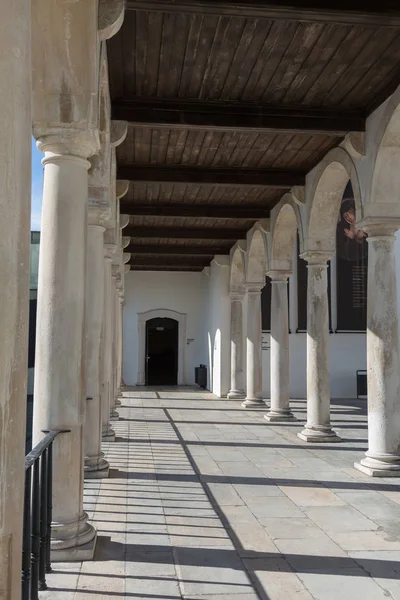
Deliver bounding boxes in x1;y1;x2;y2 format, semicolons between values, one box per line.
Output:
145;317;179;385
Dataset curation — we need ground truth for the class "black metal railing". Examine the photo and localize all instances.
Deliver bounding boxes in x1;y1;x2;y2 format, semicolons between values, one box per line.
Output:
22;429;69;600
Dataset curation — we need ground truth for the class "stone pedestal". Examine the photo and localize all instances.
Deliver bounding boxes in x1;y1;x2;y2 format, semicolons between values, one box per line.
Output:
298;253;340;443
33;132;97;561
84;218;109;479
228;292;245;399
0;1;31;596
355;226;400;476
101;250;116;441
242;284;265;407
265;273;296;422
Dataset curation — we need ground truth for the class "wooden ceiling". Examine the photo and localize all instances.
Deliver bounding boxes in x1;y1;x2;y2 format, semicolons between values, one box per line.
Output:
108;1;400;272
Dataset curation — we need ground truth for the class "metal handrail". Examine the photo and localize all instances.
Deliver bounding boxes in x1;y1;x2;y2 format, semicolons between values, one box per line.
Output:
22;429;69;600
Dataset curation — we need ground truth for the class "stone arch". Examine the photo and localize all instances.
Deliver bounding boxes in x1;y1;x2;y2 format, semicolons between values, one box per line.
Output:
246;223;269;284
306;147;362;254
270;195;304;272
368;86;400;215
229;242;246;293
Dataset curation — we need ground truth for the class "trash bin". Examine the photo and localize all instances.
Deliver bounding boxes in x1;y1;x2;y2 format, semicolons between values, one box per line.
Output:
195;364;207;389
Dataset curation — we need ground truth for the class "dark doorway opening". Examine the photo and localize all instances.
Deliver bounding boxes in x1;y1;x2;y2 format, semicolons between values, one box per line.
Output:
145;317;179;385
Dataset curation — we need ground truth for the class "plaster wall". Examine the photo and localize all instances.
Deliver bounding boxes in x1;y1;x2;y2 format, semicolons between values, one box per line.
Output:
123;271;206;386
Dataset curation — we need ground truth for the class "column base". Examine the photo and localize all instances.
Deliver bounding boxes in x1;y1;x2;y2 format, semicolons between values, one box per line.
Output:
102;425;116;442
298;425;341;443
50;512;97;562
354;453;400;477
264;410;297;422
228;389;245;399
51;531;97;562
241;398;265;408
114;398;122;406
110;409;119;421
84;456;110;479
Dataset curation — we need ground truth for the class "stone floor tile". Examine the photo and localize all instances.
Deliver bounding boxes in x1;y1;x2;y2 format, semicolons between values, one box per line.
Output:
279;484;345;507
350;550;400;598
228;522;278;557
206;482;245;506
274;534;353;572
328;529;400;551
297;569;392;600
246;496;305;518
234;482;284;498
304;505;378;531
260;517;325;540
244;557;314;600
220;505;260;524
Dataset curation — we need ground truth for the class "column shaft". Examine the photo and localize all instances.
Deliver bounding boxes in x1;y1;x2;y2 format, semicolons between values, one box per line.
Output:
298;255;340;442
109;281;119;420
101;254;115;441
228;295;245;399
0;0;31;595
355;231;400;476
242;286;264;407
33;143;97;560
84;223;109;478
265;277;296;422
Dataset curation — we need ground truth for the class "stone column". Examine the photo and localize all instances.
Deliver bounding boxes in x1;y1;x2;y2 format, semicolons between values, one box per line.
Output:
265;272;296;422
101;247;116;441
355;224;400;476
228;291;245;399
242;284;264;407
298;252;340;443
84;211;109;478
110;274;119;420
33;132;98;560
117;291;124;395
0;1;31;595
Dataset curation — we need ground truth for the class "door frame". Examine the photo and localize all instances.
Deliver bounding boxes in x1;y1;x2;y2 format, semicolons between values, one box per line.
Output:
137;309;187;385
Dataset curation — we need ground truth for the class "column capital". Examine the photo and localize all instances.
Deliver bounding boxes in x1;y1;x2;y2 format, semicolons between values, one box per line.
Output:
87;205;107;229
230;289;245;301
104;243;116;260
360;218;400;240
123;253;131;264
245;282;264;294
124;264;131;274
122;236;130;249
300;251;331;266
35;127;100;161
267;269;291;282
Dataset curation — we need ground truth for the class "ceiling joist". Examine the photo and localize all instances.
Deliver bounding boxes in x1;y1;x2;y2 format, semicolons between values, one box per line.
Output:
117;165;304;188
125;1;400;27
126;244;230;255
124;226;244;240
112;99;365;135
120;203;270;219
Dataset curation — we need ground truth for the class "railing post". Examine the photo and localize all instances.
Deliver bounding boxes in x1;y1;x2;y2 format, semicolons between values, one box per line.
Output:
30;459;40;600
39;449;48;590
46;442;53;574
21;468;32;600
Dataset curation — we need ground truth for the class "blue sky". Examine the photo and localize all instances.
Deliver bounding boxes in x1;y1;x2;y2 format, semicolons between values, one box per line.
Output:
31;137;43;231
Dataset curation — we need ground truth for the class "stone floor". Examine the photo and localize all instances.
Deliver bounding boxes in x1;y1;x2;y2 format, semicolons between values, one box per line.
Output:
42;388;400;600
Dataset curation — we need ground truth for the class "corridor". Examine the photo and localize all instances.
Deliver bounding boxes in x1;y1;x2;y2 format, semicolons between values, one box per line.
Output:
41;389;400;600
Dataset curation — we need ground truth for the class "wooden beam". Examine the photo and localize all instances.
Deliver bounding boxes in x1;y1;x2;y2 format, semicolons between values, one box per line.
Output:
112;98;364;135
124;226;244;240
127;244;230;255
129;256;210;268
121;203;269;219
126;1;400;27
117;165;304;188
130;265;204;272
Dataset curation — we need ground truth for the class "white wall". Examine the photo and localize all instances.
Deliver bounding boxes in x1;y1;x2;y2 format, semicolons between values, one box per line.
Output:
123;271;207;386
262;332;366;399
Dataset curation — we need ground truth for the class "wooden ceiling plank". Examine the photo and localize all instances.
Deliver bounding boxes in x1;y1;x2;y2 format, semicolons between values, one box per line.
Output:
117;164;305;187
112;98;365;134
125;2;400;28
